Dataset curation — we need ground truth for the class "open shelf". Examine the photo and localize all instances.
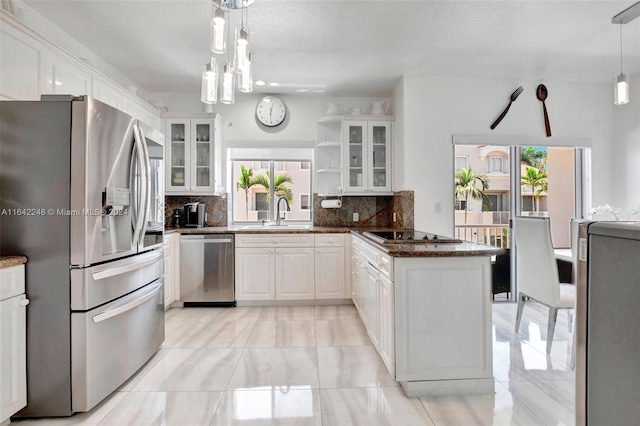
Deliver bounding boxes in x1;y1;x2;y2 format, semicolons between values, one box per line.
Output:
317;168;342;173
317;141;342;147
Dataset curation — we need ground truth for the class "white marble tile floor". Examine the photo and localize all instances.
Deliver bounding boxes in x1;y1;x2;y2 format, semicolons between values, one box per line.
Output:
14;303;576;425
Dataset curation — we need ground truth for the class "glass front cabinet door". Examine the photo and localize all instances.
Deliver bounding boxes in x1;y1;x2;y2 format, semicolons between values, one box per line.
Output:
165;118;215;194
343;120;391;193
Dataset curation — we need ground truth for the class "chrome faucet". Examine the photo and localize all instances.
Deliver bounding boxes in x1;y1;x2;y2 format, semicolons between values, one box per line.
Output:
276;197;290;226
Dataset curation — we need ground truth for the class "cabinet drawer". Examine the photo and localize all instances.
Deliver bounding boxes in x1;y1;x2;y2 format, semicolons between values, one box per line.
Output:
0;264;25;301
235;233;314;247
315;233;345;247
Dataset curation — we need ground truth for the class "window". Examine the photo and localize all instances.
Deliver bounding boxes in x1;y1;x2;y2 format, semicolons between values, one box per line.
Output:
300;162;310;170
254;192;268;211
299;194;310;210
489;156;504;173
484;194;503;212
455;156;468;171
455;199;467;211
232;160;312;223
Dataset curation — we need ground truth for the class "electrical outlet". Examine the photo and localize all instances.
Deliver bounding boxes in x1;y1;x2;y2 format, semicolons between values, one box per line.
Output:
435;202;442;213
393;212;397;222
353;212;359;222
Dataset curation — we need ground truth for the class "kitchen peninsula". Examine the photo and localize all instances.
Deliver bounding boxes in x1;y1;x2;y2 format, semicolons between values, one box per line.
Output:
167;225;502;397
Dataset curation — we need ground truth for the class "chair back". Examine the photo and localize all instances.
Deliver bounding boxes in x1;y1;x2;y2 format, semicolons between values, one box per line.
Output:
514;216;561;306
570;218;585;283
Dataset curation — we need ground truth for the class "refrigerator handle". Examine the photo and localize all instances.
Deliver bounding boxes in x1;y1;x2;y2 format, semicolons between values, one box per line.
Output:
131;125;146;245
137;125;152;246
92;280;163;323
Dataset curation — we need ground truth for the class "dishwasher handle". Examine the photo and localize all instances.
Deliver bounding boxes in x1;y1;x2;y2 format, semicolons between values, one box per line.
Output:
181;236;233;244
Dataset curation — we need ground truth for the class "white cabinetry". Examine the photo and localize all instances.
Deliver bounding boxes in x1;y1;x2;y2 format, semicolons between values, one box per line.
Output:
315;116;344;195
344;120;392;193
163;233;180;308
0;23;40;100
235;234;315;301
351;233;494;395
41;55;91;97
275;248;315;300
315;233;346;299
236;247;276;300
235;233;350;302
315;116;393;195
0;13;160;127
379;273;395;375
0;264;28;423
165;115;223;195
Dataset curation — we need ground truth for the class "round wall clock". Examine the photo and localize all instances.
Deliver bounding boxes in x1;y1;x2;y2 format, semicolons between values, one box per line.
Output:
256;96;287;127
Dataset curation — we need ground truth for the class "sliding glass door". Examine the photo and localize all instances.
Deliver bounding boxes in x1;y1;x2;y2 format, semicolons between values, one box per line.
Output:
454;143;587;300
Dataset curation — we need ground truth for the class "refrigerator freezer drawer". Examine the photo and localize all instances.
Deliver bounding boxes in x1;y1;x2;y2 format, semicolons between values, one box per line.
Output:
71;249;163;311
71;280;164;412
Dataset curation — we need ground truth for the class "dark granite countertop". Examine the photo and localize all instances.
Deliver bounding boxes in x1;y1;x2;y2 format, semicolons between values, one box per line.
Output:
164;226;503;257
0;256;28;269
165;226;349;234
350;229;504;258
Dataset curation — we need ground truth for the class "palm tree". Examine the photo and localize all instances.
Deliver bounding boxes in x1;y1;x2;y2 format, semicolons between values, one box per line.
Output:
521;167;548;212
520;146;547;168
252;171;294;204
236;165;256;220
455;166;489;224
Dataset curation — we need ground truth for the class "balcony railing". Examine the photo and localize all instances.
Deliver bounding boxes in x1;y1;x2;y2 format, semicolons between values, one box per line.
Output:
455;224;511;248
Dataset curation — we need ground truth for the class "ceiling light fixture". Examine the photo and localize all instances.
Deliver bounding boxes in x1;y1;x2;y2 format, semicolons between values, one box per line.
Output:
201;0;255;105
254;80;266;86
611;1;640;105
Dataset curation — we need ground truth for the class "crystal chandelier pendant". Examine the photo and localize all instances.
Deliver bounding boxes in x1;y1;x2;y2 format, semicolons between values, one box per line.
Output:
237;53;253;93
210;7;227;54
234;27;250;71
220;61;235;104
200;59;218;104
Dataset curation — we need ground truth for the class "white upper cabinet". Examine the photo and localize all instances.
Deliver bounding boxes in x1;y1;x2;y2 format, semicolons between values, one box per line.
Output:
343;119;392;193
165;116;222;195
0;13;159;127
315;115;393;196
0;24;40;100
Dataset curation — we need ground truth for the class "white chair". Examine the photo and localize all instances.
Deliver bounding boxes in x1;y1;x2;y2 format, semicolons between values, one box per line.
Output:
514;216;575;354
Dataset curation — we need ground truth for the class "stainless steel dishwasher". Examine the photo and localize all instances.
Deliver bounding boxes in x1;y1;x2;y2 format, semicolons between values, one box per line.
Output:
180;234;235;306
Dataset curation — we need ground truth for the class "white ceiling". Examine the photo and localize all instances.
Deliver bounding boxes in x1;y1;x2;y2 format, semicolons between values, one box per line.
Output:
22;0;640;96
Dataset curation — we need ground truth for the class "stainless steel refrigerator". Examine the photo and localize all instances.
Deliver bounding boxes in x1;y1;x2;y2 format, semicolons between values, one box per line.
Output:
576;221;640;425
0;95;165;417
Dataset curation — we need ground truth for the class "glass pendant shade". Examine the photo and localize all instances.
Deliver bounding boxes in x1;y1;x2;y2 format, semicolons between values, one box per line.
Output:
200;60;218;104
237;53;253;93
614;73;629;105
210;8;226;54
221;62;235;104
234;28;250;71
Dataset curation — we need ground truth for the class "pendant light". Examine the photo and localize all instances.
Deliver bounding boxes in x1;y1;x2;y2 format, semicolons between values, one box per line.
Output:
614;23;629;105
200;57;218;104
221;61;235;104
238;52;253;93
611;1;640;105
210;6;227;54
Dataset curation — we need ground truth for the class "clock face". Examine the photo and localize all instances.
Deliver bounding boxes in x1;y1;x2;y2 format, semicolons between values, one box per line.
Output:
256;96;287;127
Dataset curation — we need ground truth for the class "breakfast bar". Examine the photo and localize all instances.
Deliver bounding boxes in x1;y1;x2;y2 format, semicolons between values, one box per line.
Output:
351;230;503;397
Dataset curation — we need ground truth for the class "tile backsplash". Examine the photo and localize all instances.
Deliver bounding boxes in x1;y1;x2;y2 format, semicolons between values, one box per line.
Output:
165;195;227;228
166;190;413;229
313;191;414;229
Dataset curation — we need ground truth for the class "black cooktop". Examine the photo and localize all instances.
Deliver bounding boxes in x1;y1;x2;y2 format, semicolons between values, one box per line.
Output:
363;230;462;245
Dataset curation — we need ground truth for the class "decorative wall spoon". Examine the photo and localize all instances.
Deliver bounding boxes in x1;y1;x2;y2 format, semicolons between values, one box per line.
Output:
536;84;552;137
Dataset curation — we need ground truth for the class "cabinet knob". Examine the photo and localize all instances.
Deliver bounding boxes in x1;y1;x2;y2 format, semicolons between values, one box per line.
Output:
20;299;30;307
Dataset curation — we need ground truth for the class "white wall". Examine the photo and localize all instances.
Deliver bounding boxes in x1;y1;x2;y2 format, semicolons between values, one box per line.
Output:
398;75;613;235
612;72;640;210
149;92;391;149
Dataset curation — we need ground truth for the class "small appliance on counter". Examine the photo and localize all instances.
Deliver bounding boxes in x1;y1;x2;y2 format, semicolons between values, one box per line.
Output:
171;208;183;228
184;202;205;228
